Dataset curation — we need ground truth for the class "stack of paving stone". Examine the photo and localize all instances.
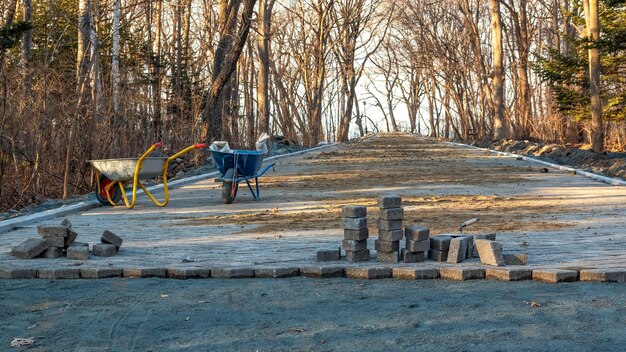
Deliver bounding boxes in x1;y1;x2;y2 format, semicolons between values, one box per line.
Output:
342;206;370;262
94;230;124;257
428;234;452;262
403;225;430;263
376;196;403;263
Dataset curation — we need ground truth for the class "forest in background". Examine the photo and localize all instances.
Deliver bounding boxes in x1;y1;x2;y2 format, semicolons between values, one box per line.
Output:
0;0;624;212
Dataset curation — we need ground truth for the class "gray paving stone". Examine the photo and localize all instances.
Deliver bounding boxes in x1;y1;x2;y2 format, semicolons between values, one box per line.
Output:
377;250;399;263
406;239;430;253
378;229;403;241
345;249;370;262
101;230;123;249
475;240;505;266
465;236;474;258
503;253;528;266
379;208;403;220
532;269;579;283
211;267;255;278
579;269;626;283
42;236;65;248
473;233;497;241
344;228;369;240
440;267;485;281
345;267;392;279
70;242;89;247
393;267;440;280
254;267;299;278
80;268;123;279
401;249;426;263
485;268;532;281
166;268;211;279
430;235;452;251
317;248;341;262
10;238;49;259
300;266;345;278
378;219;402;231
67;246;89;260
447;237;469;264
404;226;430;241
123;268;167;278
343;217;367;230
378;195;401;209
342;206;367;218
60;218;72;229
92;243;117;257
0;268;37;279
65;229;78;247
342;239;367;252
38;268;80;279
37;225;67;238
428;249;448;262
42;247;63;258
375;240;399;253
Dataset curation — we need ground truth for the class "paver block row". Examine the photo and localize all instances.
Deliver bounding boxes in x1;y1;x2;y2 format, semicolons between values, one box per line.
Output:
579;269;626;283
345;267;393;279
0;268;38;279
300;266;345;278
485;268;532;281
440;267;485;281
392;267;440;280
38;268;81;279
255;267;300;278
211;268;255;278
80;268;123;279
532;269;579;283
123;268;168;278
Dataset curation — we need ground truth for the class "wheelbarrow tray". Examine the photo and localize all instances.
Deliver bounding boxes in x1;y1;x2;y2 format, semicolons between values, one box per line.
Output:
89;157;168;182
211;150;265;178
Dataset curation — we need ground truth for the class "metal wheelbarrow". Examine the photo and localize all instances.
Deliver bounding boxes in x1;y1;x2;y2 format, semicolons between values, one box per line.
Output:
89;142;206;209
211;149;275;204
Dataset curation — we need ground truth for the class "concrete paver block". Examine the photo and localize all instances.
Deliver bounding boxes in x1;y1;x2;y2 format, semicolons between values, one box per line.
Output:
65;229;78;247
343;217;367;230
378;229;403;241
346;249;370;262
60;218;72;229
475;239;505;266
447;237;469;264
430;235;452;251
67;245;89;260
317;248;341;262
344;228;369;240
473;233;497;241
37;225;68;238
485;268;532;281
503;253;528;266
342;239;367;252
378;195;401;209
465;236;474;258
254;267;299;278
392;267;440;280
378;219;402;231
80;268;123;279
123;268;167;278
42;247;63;258
10;238;49;259
42;236;65;248
377;251;399;263
38;268;80;279
401;249;425;263
579;269;626;283
300;266;345;278
440;267;485;281
532;269;578;283
92;243;117;257
342;206;367;218
345;267;392;279
405;239;430;253
375;240;399;253
379;208;403;220
166;268;211;279
428;249;448;262
101;230;123;249
211;267;255;278
404;226;430;241
0;268;37;279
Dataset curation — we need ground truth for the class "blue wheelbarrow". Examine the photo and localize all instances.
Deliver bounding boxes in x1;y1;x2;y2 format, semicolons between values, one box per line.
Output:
211;150;275;204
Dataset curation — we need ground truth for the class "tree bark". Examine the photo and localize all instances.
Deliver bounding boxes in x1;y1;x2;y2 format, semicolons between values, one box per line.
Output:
257;0;274;135
584;0;603;152
491;0;507;140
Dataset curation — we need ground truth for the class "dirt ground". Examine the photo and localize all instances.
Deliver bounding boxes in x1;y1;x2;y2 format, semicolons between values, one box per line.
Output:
1;278;624;351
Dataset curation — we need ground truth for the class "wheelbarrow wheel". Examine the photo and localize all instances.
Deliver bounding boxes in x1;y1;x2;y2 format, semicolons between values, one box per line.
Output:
222;168;238;204
95;175;122;205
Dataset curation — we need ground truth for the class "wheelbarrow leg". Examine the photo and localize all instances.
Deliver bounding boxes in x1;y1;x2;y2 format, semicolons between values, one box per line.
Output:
245;179;258;200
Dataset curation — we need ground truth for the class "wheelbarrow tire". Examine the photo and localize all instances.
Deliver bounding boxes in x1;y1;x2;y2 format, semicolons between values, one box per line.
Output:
95;175;122;205
222;168;238;204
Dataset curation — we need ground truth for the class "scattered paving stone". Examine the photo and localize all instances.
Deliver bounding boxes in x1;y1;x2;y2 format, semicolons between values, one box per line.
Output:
532;269;579;283
342;206;367;218
0;268;37;279
42;247;63;258
404;226;430;241
378;195;401;209
378;219;403;231
472;233;497;241
465;236;474;258
42;236;65;248
342;239;367;252
430;235;452;251
10;238;49;259
485;268;532;281
60;218;72;229
406;239;431;253
211;267;255;278
300;266;345;278
579;269;626;283
38;268;80;279
343;217;368;230
166;268;211;279
80;268;123;279
254;267;299;278
428;249;448;262
345;267;393;279
70;242;89;247
401;249;426;263
503;253;528;266
379;208;403;220
317;248;341;262
101;230;123;249
344;228;369;240
447;237;469;264
67;246;89;260
377;251;400;263
392;267;440;280
123;268;167;278
37;225;68;237
378;229;403;241
440;267;485;281
475;240;505;266
375;240;399;253
92;243;117;257
65;229;78;247
346;249;370;262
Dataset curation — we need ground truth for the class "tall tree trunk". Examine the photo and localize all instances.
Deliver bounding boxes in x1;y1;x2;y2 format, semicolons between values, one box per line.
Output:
257;0;274;135
111;0;120;121
584;0;603;152
491;0;506;140
152;0;163;140
21;0;32;96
